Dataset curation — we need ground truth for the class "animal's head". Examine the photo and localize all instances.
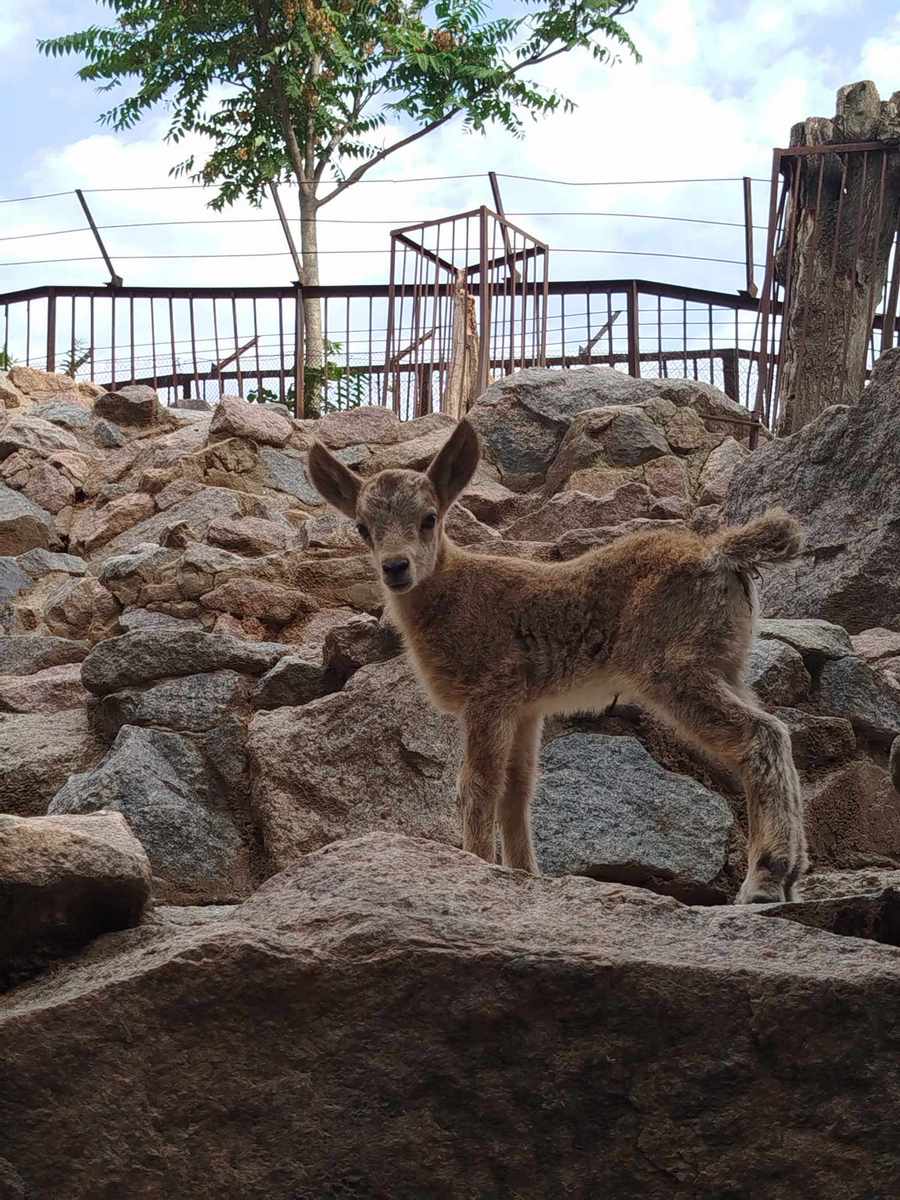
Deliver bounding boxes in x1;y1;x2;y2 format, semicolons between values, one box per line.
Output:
307;418;480;595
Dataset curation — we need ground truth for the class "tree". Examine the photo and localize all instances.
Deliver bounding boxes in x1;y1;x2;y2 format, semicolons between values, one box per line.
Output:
40;0;639;414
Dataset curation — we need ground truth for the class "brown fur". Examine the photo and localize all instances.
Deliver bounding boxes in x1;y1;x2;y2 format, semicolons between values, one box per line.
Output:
308;420;809;903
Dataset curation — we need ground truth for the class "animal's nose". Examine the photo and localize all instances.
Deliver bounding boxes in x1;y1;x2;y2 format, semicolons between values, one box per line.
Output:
382;557;410;581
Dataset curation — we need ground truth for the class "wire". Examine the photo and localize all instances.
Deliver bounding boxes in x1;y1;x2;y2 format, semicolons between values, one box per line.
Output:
0;190;77;205
496;173;770;186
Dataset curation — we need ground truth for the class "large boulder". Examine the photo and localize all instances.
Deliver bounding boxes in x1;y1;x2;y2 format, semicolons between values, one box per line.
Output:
0;663;89;714
805;760;900;867
248;657;460;872
722;347;900;631
543;406;669;494
0;811;150;990
0;414;79;461
50;724;249;905
0;484;55;556
1;833;899;1199
0;709;105;817
93;384;161;427
209;395;292;448
744;638;812;707
0;634;89;676
533;734;734;885
814;656;900;746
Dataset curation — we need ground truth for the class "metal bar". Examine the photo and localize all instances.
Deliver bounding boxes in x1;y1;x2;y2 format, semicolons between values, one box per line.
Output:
742;177;758;297
214;335;259;372
753;150;784;421
150;299;157;392
881;217;900;352
129;296;135;384
294;283;304;417
392;230;457;276
477;207;491;394
269;183;304;281
489;170;521;285
169;296;177;389
626;281;641;377
578;310;622;361
277;299;285;405
252;298;262;399
189;296;200;402
383;238;397;410
75;188;123;287
776;139;899;157
44;290;56;372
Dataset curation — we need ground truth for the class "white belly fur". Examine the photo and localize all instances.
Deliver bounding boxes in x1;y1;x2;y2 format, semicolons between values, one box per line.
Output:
534;670;628;717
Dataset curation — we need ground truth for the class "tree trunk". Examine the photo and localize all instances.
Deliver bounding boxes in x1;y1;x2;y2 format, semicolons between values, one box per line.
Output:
775;82;900;436
444;270;479;420
299;185;324;418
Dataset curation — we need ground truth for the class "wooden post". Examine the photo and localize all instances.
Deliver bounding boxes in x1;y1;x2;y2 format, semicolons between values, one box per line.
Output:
445;270;479;419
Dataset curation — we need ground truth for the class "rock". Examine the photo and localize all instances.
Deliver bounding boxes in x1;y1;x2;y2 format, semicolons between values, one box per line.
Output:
0;558;30;609
655;377;761;443
206;514;297;556
29;402;93;430
298;510;362;551
199;579;318;625
0;811;150;989
80;629;288;696
0;634;89;676
554;518;686;561
69;492;156;556
444;502;501;546
852;627;900;663
364;427;450;475
93;384;160;427
533;734;733;883
4;832;900;1198
90;670;254;741
0;663;89;713
544;406;669;494
394;410;456;441
643;454;689;499
92;419;125;449
16;548;87;579
648;495;687;520
771;707;856;770
0;415;79;461
252;655;336;710
321;614;401;685
757;618;854;666
278;605;361;655
745;638;812;706
315;405;400;449
815;656;900;745
457;478;534;527
0;483;55;556
722;348;900;631
42;576;120;642
280;552;379;611
0;709;104;817
117;608;207;634
7;366;81;405
94;487;247;561
97;542;180;606
209;395;292;447
697;436;748;506
256;446;323;503
49;725;248;905
892;736;900;791
689;504;721;534
505;484;651;542
662;405;710;452
806;760;900;867
0;371;28;411
803;867;900;900
757;888;900;946
248;658;460;872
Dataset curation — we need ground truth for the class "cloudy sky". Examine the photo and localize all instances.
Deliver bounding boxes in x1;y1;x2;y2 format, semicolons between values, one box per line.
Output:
2;0;898;300
0;1;897;403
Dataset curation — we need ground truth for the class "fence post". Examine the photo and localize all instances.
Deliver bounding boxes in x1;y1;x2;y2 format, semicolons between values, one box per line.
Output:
477;206;491;394
45;288;57;373
293;282;304;419
742;177;758;298
626;281;640;377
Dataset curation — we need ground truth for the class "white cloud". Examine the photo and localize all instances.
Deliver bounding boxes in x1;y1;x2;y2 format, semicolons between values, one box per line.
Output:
858;16;900;92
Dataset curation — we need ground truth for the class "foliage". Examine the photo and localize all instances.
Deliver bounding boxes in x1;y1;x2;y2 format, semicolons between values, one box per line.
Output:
247;338;369;411
0;350;14;370
38;2;640;212
60;340;93;378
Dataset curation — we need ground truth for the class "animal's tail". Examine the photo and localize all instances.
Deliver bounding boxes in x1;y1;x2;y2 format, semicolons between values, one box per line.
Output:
711;507;804;570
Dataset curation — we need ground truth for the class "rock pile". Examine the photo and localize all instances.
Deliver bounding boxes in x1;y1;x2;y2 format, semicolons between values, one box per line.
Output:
2;361;899;1197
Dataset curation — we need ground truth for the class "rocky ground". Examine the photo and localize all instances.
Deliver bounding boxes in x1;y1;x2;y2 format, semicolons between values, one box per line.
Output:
1;355;899;1197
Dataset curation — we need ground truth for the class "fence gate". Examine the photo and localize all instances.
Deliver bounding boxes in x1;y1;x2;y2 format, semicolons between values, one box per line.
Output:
384;207;550;419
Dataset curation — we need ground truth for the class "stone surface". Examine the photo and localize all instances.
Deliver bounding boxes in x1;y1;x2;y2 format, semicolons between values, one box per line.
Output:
543;406;669;494
0;415;79;461
0;634;89;676
892;736;900;792
69;491;156;556
803;867;900;900
29;402;93;430
806;760;900;867
6;366;81;405
2;832;900;1199
210;395;292;447
0;811;150;989
852;627;900;663
0;709;104;817
252;654;336;710
94;385;160;427
533;733;734;883
0;663;88;713
322;614;401;685
206;514;297;556
697;436;748;506
757;617;854;666
95;487;247;562
42;575;120;643
248;657;460;872
315;405;400;449
771;706;857;770
364;427;450;475
0;558;30;609
50;724;249;905
722;347;900;631
256;446;323;503
199;578;317;625
758;888;900;946
815;655;900;745
0;484;55;556
505;484;650;542
745;638;812;706
80;629;287;695
16;548;87;579
90;670;254;741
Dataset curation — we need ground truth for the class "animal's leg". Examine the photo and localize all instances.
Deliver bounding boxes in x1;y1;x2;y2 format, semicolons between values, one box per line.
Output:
635;673;808;904
498;712;542;873
457;709;515;864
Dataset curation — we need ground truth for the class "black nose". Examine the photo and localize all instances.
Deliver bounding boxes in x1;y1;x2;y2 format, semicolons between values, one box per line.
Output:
382;557;410;581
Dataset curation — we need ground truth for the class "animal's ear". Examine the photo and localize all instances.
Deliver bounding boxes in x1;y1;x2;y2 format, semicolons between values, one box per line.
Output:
307;440;362;519
426;419;480;511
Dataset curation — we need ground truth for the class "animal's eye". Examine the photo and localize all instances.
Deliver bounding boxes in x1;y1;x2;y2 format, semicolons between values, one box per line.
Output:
421;512;437;532
356;523;370;542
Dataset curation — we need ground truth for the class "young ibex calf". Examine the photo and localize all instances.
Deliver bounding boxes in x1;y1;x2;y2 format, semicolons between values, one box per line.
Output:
309;420;808;904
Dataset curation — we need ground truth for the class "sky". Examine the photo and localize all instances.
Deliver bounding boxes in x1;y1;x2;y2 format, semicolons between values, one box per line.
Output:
1;0;898;400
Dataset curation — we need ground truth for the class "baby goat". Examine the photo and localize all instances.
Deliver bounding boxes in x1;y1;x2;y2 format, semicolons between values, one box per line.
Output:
309;419;808;904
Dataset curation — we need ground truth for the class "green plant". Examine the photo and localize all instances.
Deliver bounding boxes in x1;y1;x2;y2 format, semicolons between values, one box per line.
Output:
60;340;92;379
40;1;639;413
0;349;14;370
247;339;369;411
